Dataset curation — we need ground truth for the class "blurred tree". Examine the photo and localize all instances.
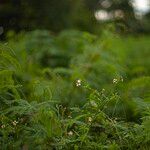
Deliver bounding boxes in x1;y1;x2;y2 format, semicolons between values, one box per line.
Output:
98;0;135;32
0;0;99;33
97;0;150;33
0;0;149;34
0;0;22;32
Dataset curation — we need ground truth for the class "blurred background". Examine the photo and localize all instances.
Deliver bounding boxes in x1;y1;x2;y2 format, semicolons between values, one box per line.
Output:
0;0;150;37
1;1;150;149
0;0;150;131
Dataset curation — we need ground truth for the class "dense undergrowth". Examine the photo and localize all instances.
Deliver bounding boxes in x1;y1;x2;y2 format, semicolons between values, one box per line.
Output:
0;30;150;149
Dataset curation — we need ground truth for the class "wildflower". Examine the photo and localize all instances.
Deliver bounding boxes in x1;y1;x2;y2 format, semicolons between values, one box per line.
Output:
90;101;97;107
68;115;72;118
1;125;5;128
88;117;92;122
76;79;81;87
120;76;124;82
115;117;118;120
113;78;118;84
12;120;18;126
68;131;73;136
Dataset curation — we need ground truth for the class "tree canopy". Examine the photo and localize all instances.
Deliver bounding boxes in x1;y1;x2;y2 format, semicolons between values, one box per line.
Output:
0;0;150;34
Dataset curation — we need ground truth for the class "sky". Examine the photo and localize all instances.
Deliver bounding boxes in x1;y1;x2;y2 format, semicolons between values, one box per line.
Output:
132;0;150;13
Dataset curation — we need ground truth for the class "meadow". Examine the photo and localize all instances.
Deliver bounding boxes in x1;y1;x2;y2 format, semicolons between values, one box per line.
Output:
0;30;150;149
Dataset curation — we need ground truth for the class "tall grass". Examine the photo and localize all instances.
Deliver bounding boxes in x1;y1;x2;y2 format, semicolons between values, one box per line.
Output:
0;30;150;149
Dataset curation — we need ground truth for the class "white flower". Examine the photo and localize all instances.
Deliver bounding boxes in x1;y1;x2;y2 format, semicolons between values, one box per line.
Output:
12;120;18;126
68;115;72;118
88;117;92;122
113;78;118;84
120;76;124;82
90;101;97;107
1;125;5;128
76;79;81;87
68;131;73;136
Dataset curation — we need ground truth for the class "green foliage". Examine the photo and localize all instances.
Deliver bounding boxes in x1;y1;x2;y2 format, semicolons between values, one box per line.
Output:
0;30;150;149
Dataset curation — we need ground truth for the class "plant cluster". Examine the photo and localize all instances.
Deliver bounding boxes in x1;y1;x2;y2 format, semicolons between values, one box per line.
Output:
0;30;150;149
